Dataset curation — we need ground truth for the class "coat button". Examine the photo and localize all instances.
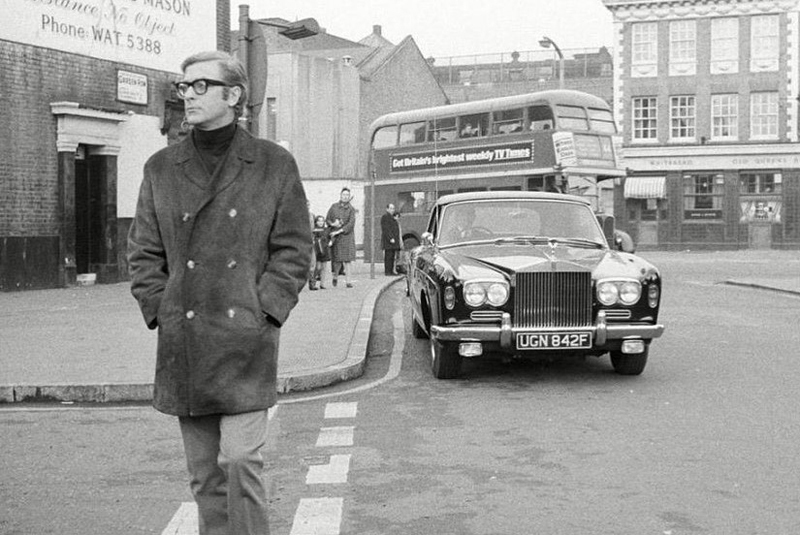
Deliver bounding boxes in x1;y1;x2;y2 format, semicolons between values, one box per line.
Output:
229;208;237;218
227;308;236;318
227;259;237;269
187;260;196;269
182;212;191;222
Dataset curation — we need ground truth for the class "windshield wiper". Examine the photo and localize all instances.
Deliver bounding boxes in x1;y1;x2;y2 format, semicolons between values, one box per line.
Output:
546;237;605;248
493;236;604;248
493;236;549;245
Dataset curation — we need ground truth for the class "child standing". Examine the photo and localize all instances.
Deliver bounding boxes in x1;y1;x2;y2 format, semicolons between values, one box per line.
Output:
311;215;331;290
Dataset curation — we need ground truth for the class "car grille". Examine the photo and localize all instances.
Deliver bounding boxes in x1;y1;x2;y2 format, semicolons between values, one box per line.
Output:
514;272;592;328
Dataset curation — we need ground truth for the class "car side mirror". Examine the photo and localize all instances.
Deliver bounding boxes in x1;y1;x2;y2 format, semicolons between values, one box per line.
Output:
421;232;434;246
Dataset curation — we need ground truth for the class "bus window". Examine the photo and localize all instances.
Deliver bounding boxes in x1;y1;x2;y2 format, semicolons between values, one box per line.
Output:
555;104;589;130
587;108;617;133
458;113;489;138
528;104;554;130
372;125;398;148
493;108;524;134
427;117;457;142
397;191;438;214
399;121;426;145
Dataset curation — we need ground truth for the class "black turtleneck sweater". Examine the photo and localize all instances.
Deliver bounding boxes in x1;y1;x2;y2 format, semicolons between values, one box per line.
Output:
191;121;237;178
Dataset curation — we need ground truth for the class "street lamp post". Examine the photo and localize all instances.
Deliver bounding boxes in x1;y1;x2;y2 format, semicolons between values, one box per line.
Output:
539;36;564;89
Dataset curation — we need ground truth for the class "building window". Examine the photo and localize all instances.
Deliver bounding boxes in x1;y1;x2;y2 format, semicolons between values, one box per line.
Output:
711;18;739;74
683;173;724;218
669;20;696;76
751;15;779;72
750;92;778;140
631;22;658;77
711;94;738;140
632;97;658;141
740;172;782;194
670;96;695;141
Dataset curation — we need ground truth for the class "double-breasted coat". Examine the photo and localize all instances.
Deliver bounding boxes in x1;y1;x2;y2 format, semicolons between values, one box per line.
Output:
127;127;312;417
380;212;401;251
326;202;356;263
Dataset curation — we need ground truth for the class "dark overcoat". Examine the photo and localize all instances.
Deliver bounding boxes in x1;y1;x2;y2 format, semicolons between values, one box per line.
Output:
380;212;401;250
127;127;312;417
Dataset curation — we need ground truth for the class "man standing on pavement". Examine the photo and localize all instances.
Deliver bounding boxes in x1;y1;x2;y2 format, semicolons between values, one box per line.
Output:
380;203;401;275
326;187;356;287
127;50;311;535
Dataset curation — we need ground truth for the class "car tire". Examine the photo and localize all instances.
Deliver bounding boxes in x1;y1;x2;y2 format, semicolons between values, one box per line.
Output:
610;346;648;375
430;337;462;379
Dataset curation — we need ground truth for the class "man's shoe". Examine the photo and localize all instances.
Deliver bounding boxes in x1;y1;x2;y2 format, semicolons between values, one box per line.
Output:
332;278;338;287
346;282;354;288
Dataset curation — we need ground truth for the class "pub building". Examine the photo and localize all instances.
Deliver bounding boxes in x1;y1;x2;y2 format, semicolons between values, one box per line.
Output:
605;0;800;250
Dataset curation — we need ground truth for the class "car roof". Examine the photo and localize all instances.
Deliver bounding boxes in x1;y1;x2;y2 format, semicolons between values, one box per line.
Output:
435;190;592;208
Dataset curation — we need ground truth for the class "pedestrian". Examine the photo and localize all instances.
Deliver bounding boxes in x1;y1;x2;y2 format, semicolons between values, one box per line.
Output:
311;215;331;290
326;187;356;287
380;203;401;275
127;50;312;535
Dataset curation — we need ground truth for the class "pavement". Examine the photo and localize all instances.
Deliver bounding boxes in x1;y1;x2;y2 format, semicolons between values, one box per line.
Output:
0;251;798;405
0;260;402;404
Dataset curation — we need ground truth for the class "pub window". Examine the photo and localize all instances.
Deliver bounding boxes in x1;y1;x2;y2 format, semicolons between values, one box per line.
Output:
556;104;589;130
493;108;524;134
399;121;426;145
711;94;738;140
427;117;457;142
683;173;724;215
750;92;778;140
372;125;397;149
458;113;489;138
739;172;781;194
527;104;554;130
670;95;695;141
632;97;658;141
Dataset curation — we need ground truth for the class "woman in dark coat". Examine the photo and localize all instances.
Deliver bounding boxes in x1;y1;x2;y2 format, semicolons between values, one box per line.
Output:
326;187;356;287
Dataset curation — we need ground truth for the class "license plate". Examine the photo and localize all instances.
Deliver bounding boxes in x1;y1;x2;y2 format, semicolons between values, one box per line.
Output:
516;331;592;350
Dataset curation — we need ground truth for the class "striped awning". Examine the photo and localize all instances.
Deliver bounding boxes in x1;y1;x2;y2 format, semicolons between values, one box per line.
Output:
624;176;666;199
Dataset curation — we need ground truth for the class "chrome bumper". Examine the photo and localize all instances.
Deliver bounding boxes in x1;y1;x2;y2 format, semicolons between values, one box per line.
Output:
430;311;664;348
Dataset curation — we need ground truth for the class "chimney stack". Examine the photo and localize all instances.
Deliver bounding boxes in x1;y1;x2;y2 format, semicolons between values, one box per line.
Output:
373;24;382;36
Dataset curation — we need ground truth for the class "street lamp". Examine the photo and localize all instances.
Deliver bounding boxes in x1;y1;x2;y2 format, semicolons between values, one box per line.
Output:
539;36;564;89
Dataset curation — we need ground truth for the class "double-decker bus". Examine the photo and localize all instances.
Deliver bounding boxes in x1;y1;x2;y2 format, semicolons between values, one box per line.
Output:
365;89;626;262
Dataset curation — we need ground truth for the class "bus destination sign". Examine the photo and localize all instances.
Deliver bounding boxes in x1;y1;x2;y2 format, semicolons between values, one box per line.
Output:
390;142;534;172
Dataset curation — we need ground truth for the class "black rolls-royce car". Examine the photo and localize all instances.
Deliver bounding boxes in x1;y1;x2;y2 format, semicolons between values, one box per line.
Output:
407;191;664;379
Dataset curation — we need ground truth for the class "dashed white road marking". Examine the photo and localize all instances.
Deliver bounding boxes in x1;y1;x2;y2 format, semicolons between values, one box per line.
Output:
160;502;197;535
289;497;344;535
324;401;358;419
306;454;351;484
315;426;354;447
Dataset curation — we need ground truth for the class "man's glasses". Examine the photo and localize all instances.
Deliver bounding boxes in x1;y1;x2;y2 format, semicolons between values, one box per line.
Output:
174;78;229;98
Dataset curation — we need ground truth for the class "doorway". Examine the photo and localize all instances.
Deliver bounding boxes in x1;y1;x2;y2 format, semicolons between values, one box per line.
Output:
74;147;104;275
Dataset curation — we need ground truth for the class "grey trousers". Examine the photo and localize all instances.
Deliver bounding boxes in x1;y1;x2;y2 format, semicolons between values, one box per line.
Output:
179;410;270;535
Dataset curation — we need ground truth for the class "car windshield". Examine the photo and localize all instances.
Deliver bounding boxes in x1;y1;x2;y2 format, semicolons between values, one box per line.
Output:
437;199;606;247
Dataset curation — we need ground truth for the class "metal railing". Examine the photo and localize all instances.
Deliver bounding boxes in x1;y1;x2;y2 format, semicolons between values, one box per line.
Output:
429;47;613;86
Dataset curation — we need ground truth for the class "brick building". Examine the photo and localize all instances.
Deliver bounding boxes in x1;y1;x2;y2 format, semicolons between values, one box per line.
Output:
0;0;231;290
604;0;800;250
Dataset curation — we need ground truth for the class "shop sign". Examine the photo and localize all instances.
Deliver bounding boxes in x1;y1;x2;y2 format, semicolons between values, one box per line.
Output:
117;70;148;105
684;210;722;220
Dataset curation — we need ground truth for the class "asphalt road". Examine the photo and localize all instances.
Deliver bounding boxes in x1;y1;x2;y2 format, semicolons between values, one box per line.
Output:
2;251;799;535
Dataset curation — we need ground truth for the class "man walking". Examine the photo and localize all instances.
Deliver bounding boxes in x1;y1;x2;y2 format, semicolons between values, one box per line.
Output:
380;203;401;275
127;51;311;534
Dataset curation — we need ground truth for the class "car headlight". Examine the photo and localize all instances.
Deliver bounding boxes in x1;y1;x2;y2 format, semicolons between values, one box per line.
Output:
597;281;619;306
486;283;509;306
597;279;641;306
463;280;509;308
463;282;487;307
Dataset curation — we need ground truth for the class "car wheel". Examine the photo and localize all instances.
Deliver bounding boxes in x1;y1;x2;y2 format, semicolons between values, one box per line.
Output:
610;346;649;375
430;337;462;379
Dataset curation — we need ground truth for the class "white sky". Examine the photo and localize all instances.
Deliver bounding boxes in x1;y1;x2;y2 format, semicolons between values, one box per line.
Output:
232;1;615;58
